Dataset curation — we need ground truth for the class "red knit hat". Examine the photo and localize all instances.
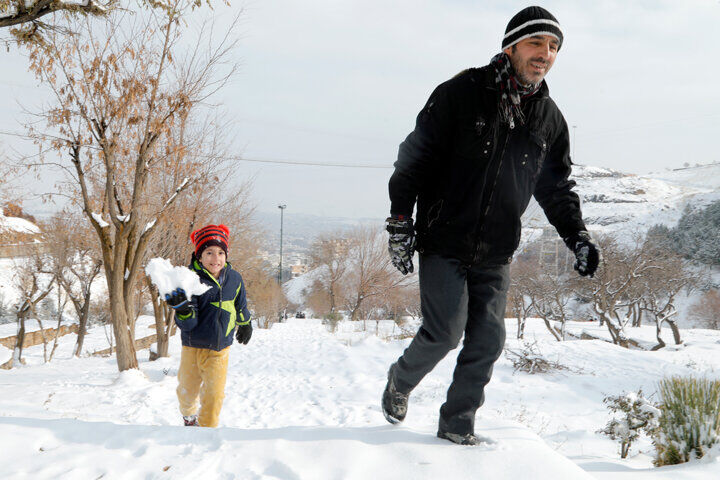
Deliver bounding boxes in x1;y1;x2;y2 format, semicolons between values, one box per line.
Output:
190;224;230;257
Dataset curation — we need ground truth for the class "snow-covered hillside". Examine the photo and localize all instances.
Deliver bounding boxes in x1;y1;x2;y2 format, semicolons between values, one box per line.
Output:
0;211;40;235
1;317;720;479
522;163;720;236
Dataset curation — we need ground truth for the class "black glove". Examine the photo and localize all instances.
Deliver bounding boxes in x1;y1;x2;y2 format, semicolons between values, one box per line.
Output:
165;288;193;317
564;231;600;278
386;215;416;275
235;323;252;345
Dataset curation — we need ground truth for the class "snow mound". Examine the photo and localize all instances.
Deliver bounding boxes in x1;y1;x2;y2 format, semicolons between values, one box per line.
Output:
0;345;11;365
0;212;39;234
112;369;149;388
145;257;210;297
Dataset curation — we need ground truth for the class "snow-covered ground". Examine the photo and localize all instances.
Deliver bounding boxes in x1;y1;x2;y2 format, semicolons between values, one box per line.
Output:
1;316;720;479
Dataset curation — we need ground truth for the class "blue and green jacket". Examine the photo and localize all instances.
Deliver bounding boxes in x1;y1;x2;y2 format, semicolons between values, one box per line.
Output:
175;257;251;351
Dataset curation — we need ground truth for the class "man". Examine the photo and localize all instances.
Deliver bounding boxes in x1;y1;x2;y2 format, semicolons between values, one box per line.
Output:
382;6;600;445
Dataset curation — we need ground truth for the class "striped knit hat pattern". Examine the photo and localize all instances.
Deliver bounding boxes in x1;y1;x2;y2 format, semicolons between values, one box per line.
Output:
190;224;230;257
502;6;563;51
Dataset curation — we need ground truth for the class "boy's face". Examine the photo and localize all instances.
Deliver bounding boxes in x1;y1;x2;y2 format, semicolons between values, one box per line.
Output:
200;245;226;278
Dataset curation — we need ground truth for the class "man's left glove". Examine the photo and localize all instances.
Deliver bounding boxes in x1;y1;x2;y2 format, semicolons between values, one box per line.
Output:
235;323;252;345
564;231;600;278
386;215;416;275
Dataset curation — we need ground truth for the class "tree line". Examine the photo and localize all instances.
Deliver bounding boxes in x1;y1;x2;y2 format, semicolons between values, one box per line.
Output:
508;204;719;350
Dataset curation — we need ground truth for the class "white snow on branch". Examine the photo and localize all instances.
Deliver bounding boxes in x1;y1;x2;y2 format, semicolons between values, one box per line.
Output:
143;219;157;233
91;212;109;228
117;214;131;223
162;177;190;210
1;1;105;19
145;257;210;297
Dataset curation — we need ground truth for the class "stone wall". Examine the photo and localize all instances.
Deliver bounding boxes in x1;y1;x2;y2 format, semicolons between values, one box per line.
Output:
0;323;79;349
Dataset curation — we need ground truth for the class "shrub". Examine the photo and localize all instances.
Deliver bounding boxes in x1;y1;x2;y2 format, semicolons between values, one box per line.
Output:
653;376;720;466
504;341;568;374
598;390;660;459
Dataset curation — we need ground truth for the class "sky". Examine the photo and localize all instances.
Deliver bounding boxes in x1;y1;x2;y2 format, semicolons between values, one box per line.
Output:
1;0;719;220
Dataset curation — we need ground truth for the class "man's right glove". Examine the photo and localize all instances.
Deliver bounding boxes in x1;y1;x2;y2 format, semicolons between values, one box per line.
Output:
564;231;600;278
165;288;193;317
386;215;416;275
235;323;252;345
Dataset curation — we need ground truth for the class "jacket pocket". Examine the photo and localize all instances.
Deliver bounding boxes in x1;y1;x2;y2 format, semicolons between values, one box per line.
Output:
427;199;444;228
454;114;494;160
524;131;548;181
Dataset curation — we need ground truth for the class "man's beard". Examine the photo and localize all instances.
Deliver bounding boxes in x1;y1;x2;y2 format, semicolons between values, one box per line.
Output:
511;56;548;86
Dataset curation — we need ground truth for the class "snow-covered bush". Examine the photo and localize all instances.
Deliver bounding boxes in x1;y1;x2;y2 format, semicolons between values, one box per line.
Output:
653;376;720;466
504;341;568;374
598;390;660;459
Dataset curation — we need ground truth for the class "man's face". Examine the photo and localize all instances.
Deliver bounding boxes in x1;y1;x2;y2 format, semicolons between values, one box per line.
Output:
503;35;559;86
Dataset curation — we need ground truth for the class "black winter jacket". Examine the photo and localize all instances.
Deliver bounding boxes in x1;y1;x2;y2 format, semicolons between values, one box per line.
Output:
389;65;586;265
175;257;251;351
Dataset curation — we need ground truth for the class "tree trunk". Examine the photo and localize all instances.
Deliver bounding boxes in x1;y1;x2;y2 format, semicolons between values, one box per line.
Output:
109;282;138;370
73;298;92;357
517;316;526;339
12;312;27;367
667;320;683;345
148;278;171;359
651;321;666;351
49;313;63;362
542;318;562;341
37;318;48;363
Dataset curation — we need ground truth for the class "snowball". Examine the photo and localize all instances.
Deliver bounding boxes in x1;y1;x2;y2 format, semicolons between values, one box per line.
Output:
145;258;211;298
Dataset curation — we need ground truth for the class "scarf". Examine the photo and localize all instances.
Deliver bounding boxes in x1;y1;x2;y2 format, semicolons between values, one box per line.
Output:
490;52;541;129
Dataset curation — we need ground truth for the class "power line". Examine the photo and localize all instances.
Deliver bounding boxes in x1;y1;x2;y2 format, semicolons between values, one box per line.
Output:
214;154;392;169
1;129;393;169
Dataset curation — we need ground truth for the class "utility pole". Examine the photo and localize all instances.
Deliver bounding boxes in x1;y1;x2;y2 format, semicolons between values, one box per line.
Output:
278;204;286;284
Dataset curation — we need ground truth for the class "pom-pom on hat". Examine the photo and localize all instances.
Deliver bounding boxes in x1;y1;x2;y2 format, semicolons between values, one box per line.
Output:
191;224;230;257
502;6;563;51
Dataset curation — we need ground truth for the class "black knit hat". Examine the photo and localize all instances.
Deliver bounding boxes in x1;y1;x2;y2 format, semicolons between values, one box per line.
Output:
502;6;563;51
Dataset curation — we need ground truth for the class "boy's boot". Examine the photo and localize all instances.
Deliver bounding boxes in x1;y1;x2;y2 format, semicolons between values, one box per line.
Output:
381;363;409;424
183;415;199;426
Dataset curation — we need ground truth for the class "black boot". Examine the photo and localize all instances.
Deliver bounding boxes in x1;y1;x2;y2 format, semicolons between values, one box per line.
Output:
437;430;492;446
382;364;409;424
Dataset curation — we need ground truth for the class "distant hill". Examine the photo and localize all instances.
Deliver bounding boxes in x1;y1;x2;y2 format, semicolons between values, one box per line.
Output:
520;163;720;244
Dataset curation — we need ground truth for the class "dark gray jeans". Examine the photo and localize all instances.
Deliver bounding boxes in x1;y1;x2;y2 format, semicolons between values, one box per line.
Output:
392;254;510;435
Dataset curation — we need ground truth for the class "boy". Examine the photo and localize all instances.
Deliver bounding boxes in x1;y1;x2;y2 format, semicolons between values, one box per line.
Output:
165;224;252;427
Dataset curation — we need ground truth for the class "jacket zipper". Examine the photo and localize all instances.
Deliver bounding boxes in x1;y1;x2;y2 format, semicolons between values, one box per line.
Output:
197;262;226;350
473;123;511;263
472;95;544;263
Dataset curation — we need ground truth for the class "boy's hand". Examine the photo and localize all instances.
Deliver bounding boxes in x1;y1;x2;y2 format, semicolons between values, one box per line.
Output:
165;288;193;316
236;323;252;345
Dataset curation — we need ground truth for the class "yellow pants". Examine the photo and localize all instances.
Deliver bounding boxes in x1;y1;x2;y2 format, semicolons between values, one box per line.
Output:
177;345;230;428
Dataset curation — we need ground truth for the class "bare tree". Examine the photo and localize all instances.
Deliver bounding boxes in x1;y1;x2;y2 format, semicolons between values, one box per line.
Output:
248;274;286;328
0;0;220;42
20;3;238;370
508;257;537;340
43;211;103;356
0;0;109;30
572;236;657;348
308;232;351;315
636;240;703;349
9;255;54;367
689;289;720;330
341;225;414;321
